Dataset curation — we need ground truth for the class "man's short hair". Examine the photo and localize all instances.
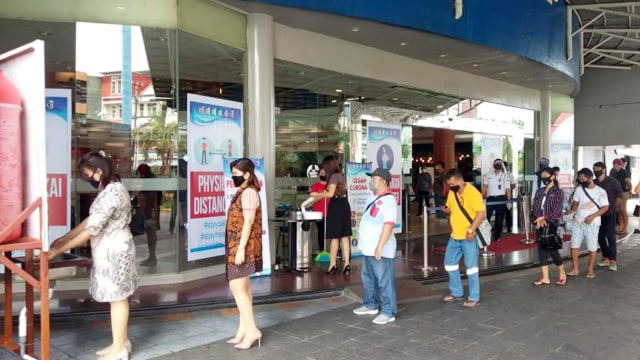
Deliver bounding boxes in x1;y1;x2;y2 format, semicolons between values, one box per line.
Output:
577;168;594;178
444;168;463;180
435;161;445;168
593;161;606;169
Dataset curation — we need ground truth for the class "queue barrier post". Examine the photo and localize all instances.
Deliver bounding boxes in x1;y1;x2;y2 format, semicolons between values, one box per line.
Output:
413;202;436;276
520;195;536;244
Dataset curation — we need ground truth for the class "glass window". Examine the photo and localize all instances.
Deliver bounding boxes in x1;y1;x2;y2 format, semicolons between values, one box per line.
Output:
110;75;122;94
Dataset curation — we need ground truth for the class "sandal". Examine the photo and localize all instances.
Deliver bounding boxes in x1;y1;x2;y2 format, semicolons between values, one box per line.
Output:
532;280;550;286
567;271;580;276
555;278;566;286
586;273;595;279
443;294;465;302
463;300;479;308
596;260;610;267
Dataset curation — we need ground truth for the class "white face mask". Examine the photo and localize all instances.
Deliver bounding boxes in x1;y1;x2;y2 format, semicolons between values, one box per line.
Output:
369;180;378;192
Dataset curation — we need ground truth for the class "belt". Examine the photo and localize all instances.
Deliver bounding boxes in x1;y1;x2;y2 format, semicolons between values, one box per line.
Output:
487;195;506;198
333;195;348;199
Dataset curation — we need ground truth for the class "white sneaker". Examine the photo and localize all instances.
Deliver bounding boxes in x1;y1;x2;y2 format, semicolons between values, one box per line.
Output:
372;314;395;325
353;306;379;315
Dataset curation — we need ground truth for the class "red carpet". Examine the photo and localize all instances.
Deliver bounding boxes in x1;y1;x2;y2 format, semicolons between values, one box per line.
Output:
434;234;571;255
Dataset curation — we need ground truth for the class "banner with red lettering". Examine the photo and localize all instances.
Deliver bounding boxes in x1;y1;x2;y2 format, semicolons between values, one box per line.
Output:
366;122;402;233
346;162;372;257
45;89;72;243
186;94;243;261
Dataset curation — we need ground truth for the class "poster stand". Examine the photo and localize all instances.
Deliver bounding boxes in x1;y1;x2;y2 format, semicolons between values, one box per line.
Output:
0;198;50;360
520;195;536;244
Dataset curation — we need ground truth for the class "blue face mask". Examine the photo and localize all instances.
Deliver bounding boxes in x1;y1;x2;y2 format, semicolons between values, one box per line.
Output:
89;180;100;189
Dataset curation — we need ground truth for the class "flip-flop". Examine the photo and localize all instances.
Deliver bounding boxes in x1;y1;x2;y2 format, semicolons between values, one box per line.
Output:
555;278;566;286
463;300;479;308
567;271;580;276
532;280;550;286
586;273;595;279
443;294;465;302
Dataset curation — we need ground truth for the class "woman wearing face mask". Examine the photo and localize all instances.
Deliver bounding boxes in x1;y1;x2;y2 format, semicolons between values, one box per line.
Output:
48;151;138;360
309;166;330;253
225;158;263;350
313;155;352;275
531;167;567;286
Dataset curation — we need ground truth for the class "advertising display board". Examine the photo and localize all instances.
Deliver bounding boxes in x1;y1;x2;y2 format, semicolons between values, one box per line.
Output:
186;94;243;261
366;122;402;233
346;162;372;257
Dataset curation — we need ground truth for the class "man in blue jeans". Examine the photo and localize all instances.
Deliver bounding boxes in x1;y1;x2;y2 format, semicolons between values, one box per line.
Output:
442;168;485;307
352;168;397;324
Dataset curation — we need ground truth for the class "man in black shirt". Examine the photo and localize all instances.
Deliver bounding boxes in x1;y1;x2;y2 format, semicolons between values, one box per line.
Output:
610;158;632;235
593;162;622;271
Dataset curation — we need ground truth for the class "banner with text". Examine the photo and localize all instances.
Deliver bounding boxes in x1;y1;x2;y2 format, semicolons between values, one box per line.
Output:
223;157;271;276
45;89;72;243
346;162;372;257
187;94;243;261
366;122;402;232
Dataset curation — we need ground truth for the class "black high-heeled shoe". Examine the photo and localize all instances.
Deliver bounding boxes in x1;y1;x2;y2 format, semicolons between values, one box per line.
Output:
343;264;351;275
326;265;337;275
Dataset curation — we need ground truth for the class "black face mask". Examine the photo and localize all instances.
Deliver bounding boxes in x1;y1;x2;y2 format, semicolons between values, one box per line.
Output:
89;180;100;189
593;170;603;178
449;185;461;193
580;180;590;188
541;177;551;186
493;164;502;170
232;175;245;187
319;175;327;181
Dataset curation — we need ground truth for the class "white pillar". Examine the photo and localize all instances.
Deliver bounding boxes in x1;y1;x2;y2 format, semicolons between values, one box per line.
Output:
246;13;275;218
538;90;552;160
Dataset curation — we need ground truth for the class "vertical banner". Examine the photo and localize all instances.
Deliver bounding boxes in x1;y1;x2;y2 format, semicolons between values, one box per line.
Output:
223;157;271;276
45;89;72;243
366;122;402;233
187;94;243;261
480;134;504;182
346;162;372;257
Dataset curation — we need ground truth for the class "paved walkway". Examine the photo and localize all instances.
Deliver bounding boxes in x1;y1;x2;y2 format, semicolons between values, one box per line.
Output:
152;234;640;360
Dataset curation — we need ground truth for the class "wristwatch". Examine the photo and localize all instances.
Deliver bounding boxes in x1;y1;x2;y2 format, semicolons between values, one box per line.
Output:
467;229;475;234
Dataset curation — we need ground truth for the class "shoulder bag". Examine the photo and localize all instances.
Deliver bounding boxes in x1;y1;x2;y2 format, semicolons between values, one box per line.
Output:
453;192;492;248
536;192;562;250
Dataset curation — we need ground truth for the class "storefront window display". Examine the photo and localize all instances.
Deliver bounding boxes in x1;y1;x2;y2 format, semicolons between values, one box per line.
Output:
0;19;245;275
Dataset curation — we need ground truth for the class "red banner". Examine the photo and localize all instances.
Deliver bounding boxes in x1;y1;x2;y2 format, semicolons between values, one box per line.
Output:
47;174;67;226
190;171;225;219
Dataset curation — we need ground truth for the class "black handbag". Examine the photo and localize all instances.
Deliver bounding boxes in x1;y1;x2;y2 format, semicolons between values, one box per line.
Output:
633;204;640;217
129;199;146;236
537;221;562;250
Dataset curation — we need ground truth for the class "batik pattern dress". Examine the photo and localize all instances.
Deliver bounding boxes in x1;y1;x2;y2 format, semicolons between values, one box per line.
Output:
86;182;139;302
225;186;263;280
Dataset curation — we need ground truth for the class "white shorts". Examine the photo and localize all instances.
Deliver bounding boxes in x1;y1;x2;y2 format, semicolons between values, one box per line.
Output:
570;222;599;252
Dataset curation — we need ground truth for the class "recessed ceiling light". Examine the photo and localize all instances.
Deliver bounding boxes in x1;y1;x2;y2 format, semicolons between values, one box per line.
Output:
439;54;448;58
472;63;479;67
501;71;508;75
399;42;408;46
117;6;125;10
37;30;52;36
436;105;443;108
348;80;354;84
548;84;553;88
298;71;305;75
351;27;360;32
331;99;337;103
392;98;399;101
335;89;343;93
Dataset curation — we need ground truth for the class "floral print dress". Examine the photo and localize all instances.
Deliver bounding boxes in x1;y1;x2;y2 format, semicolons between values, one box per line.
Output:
86;182;139;302
225;186;263;280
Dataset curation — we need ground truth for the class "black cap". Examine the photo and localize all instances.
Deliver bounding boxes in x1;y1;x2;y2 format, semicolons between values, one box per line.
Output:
366;168;392;184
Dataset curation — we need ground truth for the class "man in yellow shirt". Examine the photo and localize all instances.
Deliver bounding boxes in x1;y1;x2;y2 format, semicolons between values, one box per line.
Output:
442;168;486;308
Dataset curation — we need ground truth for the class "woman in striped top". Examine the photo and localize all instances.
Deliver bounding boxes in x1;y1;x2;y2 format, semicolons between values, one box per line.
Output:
531;167;567;286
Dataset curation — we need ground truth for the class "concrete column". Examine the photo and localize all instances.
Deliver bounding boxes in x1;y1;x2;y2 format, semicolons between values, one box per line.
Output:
432;129;456;169
538;90;552;160
246;13;275;217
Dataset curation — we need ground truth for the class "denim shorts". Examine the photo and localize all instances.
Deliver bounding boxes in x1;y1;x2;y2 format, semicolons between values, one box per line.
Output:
570;222;599;252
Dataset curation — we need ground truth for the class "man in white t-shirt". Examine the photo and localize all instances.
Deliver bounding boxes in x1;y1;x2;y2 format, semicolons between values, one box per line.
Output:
352;168;397;325
565;168;609;279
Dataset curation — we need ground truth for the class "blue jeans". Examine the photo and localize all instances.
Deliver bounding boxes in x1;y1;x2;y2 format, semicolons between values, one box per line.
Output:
361;256;397;317
444;238;480;302
434;194;446;219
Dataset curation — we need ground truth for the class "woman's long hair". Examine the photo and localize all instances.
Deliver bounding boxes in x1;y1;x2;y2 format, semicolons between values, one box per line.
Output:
322;155;340;177
230;158;260;191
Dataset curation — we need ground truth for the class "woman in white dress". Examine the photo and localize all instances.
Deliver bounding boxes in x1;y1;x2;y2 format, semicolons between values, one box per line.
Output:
48;151;138;360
